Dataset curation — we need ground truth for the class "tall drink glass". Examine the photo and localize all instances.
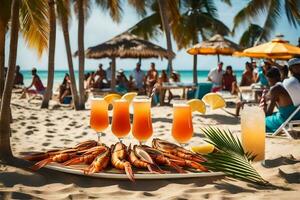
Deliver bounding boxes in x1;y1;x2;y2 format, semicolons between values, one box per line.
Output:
241;106;265;161
111;99;131;142
90;98;109;143
172;104;194;145
132;98;153;144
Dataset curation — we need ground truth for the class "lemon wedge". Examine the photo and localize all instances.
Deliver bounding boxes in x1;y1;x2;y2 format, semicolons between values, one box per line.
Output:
103;93;122;104
191;143;215;154
121;92;138;103
187;99;206;114
202;93;226;110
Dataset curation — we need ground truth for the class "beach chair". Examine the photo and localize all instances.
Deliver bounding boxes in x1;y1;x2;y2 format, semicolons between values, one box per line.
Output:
272;105;300;139
187;82;213;99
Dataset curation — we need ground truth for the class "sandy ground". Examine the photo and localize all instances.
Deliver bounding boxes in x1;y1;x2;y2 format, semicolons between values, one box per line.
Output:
0;92;299;200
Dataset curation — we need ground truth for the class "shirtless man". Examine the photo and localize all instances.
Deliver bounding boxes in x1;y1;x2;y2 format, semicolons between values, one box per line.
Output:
264;59;300;133
146;62;158;95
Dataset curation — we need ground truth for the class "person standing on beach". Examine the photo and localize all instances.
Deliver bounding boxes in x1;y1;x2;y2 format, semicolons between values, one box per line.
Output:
146;62;158;95
131;63;145;94
222;65;236;92
14;65;24;87
208;62;224;92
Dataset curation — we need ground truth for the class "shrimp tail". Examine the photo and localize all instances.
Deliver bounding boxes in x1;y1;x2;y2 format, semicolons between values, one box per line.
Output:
31;158;52;171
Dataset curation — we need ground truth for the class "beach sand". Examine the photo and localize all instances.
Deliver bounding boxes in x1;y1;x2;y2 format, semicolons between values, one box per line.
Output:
0;93;299;199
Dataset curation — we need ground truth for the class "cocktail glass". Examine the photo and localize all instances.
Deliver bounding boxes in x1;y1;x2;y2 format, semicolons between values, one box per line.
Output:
111;99;131;142
171;103;194;146
241;106;265;161
132;98;153;145
90;98;109;144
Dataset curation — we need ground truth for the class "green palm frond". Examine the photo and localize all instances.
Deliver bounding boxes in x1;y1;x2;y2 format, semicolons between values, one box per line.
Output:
128;13;161;41
19;0;49;57
95;0;123;23
56;0;70;26
239;23;266;48
284;0;300;28
127;0;147;17
201;127;268;185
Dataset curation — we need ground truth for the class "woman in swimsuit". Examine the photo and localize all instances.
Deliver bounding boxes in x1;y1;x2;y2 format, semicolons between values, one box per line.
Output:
21;68;45;98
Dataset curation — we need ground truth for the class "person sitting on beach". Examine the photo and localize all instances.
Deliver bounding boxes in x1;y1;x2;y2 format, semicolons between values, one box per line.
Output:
280;65;289;81
256;60;272;86
146;62;158;95
240;62;254;86
14;65;24;87
58;73;71;103
128;75;135;91
170;71;180;83
208;62;224;92
131;63;146;94
264;60;300;133
222;65;236;93
116;69;129;92
97;64;106;78
20;67;46;98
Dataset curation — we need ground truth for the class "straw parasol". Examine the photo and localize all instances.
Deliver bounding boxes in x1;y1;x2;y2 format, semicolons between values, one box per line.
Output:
233;38;300;60
186;34;241;84
74;32;175;90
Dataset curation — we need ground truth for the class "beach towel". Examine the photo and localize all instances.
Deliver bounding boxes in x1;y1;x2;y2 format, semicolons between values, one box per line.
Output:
266;104;300;133
282;76;300;106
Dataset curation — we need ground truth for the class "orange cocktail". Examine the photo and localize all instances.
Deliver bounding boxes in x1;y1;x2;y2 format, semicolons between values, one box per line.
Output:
111;99;131;139
132;99;153;143
172;104;194;144
90;98;109;142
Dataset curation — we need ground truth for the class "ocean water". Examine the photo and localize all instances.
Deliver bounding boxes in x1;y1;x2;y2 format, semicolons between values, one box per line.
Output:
21;70;244;87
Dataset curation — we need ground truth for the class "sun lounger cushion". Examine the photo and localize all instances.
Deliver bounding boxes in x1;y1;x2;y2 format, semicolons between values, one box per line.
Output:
188;82;213;99
266;104;300;133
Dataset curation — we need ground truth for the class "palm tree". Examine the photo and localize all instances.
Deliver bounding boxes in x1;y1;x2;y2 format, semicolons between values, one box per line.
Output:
56;0;81;110
0;0;11;98
172;0;230;84
129;0;230;84
129;0;179;74
74;0;123;109
157;0;178;74
239;24;266;48
233;0;300;42
41;0;56;109
0;0;49;160
0;0;19;160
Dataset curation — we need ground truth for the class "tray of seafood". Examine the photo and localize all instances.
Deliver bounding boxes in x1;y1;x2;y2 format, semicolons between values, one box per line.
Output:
23;139;224;181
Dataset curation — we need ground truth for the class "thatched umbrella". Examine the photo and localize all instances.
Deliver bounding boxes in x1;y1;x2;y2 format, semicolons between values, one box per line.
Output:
75;32;175;90
187;34;241;84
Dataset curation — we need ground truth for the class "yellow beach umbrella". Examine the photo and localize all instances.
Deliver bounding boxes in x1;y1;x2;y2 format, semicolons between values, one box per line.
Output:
233;51;292;60
233;38;300;59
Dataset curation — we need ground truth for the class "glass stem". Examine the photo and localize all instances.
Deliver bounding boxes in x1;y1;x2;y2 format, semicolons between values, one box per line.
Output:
118;138;123;144
139;141;143;146
97;132;102;145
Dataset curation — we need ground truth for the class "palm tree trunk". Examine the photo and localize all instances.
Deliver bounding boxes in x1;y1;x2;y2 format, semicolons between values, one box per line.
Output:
111;57;116;90
41;0;56;109
157;0;173;74
0;20;6;98
61;12;80;110
193;55;197;84
77;0;85;110
0;0;20;160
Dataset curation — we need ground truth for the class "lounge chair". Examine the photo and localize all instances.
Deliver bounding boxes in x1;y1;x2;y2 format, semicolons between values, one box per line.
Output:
271;105;300;139
187;82;213;99
271;105;300;138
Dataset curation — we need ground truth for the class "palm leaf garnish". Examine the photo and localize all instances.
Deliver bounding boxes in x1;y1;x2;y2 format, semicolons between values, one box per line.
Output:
201;127;269;185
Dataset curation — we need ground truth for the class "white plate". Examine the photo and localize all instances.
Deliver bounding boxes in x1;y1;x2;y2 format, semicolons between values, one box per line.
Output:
45;163;224;180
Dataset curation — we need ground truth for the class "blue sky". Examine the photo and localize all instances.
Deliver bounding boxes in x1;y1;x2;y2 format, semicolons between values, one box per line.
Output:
5;0;300;71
